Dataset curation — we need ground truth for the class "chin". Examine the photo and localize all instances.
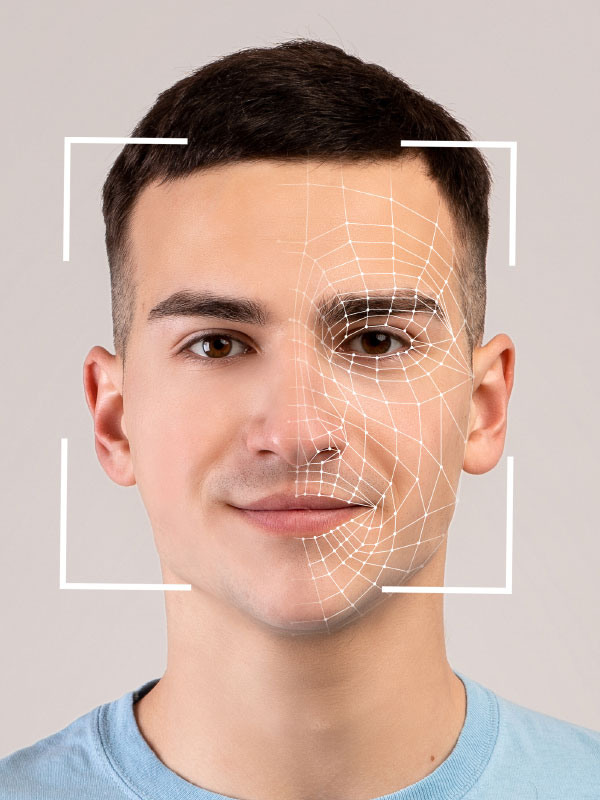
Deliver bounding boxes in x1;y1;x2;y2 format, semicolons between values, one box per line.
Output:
232;573;392;636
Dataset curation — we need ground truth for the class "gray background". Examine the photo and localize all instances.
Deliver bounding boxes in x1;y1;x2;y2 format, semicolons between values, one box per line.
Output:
1;0;598;756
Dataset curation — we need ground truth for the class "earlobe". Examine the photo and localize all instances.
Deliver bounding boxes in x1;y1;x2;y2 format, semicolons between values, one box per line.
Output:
462;333;515;476
83;346;136;487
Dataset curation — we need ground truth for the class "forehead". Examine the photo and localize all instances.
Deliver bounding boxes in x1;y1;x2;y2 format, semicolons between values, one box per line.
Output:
128;158;460;320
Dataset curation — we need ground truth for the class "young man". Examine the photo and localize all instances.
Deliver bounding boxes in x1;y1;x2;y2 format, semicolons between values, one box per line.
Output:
2;40;599;800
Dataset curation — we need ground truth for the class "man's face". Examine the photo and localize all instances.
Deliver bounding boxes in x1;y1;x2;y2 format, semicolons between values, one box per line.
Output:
122;159;473;632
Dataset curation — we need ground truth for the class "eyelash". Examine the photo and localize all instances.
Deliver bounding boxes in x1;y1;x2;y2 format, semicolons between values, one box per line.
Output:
179;327;415;363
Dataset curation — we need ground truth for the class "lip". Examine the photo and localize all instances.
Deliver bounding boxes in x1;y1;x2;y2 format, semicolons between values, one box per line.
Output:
231;492;371;537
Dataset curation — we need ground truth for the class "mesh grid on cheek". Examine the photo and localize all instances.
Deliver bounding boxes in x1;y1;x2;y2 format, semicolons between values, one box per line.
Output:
273;164;475;631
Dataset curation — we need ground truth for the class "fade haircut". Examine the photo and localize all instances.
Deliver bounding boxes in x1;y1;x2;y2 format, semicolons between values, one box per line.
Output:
102;39;490;361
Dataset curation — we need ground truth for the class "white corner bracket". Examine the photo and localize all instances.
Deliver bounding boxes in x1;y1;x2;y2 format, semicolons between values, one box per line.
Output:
59;437;192;591
400;140;517;267
381;455;514;595
62;136;188;262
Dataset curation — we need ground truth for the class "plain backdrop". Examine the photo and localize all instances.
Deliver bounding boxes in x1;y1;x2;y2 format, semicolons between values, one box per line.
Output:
1;0;599;756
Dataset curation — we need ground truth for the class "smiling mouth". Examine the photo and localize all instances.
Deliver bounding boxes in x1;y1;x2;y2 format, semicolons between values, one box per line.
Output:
230;493;372;537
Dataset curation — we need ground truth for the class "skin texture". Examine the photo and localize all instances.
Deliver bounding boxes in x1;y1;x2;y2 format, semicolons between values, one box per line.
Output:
84;158;514;800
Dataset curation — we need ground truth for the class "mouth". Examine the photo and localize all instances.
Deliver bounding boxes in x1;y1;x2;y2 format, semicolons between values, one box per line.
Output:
230;492;371;537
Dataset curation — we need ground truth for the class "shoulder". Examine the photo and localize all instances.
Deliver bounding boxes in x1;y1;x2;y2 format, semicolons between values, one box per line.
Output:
479;682;600;798
0;704;125;800
496;689;600;756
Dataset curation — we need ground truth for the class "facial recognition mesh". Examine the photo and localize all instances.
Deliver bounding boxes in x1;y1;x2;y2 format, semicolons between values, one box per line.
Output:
276;164;475;630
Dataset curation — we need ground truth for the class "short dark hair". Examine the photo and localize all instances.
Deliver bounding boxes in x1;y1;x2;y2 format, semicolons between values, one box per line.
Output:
102;39;490;361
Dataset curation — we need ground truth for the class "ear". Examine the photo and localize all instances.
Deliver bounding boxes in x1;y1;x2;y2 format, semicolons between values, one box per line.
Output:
83;346;136;486
462;333;515;475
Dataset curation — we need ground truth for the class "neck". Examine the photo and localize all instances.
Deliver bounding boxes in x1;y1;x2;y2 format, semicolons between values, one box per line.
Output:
135;554;466;800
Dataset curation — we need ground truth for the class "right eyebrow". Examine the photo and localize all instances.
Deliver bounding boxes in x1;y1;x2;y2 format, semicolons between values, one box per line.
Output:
146;290;272;326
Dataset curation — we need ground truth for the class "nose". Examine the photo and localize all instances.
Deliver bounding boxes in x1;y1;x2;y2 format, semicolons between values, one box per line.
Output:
245;341;347;468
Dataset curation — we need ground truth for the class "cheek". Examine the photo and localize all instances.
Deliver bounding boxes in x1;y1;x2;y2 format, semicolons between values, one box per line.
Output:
351;366;470;492
412;371;471;494
124;370;234;518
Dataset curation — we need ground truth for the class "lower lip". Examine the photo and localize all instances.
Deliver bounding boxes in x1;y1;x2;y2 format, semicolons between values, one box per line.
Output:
233;506;368;537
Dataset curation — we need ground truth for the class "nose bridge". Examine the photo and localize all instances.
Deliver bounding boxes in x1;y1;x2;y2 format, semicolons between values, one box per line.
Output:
260;330;346;465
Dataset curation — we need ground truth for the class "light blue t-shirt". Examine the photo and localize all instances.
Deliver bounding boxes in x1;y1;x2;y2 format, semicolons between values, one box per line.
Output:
1;670;599;799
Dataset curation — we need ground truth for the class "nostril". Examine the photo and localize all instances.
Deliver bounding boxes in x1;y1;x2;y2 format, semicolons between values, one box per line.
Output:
305;446;343;466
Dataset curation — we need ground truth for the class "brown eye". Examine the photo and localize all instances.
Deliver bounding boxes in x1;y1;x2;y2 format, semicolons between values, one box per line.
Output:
343;329;409;357
188;334;248;359
360;331;392;355
203;335;232;357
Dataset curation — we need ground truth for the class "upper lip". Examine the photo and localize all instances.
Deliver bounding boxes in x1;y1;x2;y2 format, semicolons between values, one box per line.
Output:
234;492;366;511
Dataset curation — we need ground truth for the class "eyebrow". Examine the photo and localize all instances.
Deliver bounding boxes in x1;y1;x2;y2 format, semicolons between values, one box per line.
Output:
147;290;271;326
146;288;446;328
317;289;446;329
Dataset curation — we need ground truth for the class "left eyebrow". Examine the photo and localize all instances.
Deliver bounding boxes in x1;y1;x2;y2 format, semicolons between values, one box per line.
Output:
316;289;447;329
